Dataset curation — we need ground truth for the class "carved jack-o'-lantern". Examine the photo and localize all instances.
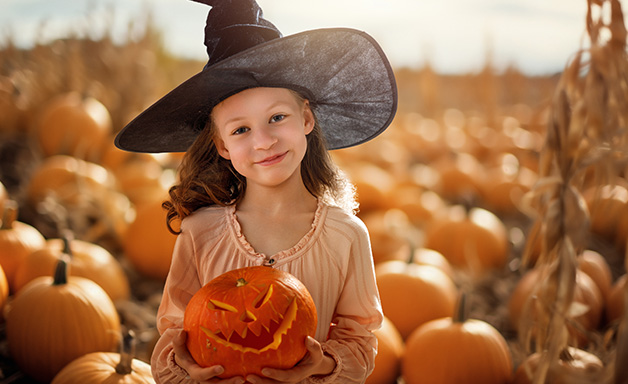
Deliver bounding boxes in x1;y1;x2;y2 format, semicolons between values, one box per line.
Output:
184;266;317;378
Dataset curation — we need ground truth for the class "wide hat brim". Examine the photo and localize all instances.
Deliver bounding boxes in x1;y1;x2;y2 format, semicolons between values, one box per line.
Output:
114;28;397;153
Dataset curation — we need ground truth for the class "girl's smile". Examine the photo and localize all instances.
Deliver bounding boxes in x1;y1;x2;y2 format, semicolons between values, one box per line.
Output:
256;151;288;166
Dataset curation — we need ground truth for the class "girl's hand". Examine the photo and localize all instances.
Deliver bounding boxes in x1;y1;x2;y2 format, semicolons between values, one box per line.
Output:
173;330;246;384
245;336;336;384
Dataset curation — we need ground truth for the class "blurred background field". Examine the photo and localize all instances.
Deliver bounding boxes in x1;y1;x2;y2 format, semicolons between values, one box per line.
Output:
0;2;627;384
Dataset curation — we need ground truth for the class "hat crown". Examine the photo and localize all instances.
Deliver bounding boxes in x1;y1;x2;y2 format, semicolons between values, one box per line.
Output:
191;0;282;66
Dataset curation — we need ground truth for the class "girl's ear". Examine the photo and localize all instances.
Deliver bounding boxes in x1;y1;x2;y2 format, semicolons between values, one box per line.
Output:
303;100;315;135
214;137;231;160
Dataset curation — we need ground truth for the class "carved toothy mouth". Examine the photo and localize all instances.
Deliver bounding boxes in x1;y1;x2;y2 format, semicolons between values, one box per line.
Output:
200;297;298;353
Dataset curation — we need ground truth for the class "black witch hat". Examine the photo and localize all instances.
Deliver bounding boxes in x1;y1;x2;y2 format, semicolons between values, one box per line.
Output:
114;0;397;153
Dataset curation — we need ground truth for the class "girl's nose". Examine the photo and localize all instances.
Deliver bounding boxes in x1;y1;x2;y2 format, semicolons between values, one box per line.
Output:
253;126;277;149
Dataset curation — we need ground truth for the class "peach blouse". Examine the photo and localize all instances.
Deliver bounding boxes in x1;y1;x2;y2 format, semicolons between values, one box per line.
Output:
151;200;383;384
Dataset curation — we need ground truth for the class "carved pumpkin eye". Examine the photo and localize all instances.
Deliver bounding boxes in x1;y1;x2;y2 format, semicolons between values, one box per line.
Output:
253;285;274;309
207;299;237;312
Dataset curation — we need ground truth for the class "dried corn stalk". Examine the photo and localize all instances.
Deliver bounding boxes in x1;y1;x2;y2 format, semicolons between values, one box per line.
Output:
520;1;628;383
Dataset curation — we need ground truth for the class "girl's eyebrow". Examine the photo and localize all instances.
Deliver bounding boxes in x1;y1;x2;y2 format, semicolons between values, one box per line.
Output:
266;100;294;111
222;100;294;126
222;115;247;127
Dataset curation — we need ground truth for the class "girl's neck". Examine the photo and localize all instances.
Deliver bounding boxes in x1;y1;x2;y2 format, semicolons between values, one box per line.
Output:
238;178;317;216
234;182;318;257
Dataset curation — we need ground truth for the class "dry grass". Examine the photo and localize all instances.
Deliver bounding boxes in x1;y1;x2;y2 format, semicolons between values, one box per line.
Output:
0;8;203;139
519;0;628;382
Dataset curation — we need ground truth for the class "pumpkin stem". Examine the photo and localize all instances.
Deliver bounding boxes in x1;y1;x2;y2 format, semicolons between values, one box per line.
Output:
236;278;247;287
1;200;18;230
53;257;70;286
453;292;467;323
61;230;74;258
115;328;136;375
405;241;417;264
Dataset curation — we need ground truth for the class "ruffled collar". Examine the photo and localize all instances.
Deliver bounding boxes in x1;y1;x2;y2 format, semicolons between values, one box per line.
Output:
227;199;325;261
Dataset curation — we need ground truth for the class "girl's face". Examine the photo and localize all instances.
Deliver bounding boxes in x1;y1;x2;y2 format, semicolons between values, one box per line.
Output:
212;87;315;188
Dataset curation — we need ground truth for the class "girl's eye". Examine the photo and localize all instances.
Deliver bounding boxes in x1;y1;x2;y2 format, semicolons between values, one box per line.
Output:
232;127;249;135
270;114;286;123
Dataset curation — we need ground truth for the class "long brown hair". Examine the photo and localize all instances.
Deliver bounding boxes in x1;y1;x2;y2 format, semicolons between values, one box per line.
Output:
163;89;356;234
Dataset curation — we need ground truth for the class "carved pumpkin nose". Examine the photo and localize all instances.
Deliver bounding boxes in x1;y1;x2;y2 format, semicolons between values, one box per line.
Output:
240;310;257;323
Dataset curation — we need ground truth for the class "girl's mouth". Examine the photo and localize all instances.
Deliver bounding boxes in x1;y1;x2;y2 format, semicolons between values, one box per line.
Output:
256;152;287;166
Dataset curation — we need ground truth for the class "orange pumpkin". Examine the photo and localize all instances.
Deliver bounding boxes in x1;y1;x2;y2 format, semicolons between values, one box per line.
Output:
424;205;509;274
0;180;7;213
6;258;120;383
346;162;395;215
366;316;404;384
0;264;9;318
26;154;116;205
375;260;458;339
431;152;484;203
0;201;46;293
577;250;612;303
399;114;446;163
52;329;155;384
99;134;134;171
35;92;112;161
402;294;513;384
14;236;130;302
361;209;412;265
508;268;602;345
606;274;626;325
0;76;25;135
412;248;455;279
385;186;448;228
110;156;171;205
122;197;177;280
26;154;133;242
584;184;628;243
184;266;317;378
479;153;537;216
512;346;603;384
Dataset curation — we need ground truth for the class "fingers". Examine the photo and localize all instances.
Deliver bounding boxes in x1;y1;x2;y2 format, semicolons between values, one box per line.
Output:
173;330;194;365
248;336;324;383
172;330;232;382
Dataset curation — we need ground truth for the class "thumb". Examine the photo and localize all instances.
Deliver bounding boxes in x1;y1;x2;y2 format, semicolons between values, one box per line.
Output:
305;336;321;352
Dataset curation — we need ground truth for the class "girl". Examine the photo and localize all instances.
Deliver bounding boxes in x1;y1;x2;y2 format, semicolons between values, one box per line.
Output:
115;1;397;383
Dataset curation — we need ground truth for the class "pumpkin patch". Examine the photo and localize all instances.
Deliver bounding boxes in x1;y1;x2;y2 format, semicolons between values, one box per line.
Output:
0;1;628;383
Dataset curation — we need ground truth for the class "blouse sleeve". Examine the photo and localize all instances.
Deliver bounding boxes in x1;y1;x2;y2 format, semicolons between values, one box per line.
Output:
307;214;383;384
151;228;203;384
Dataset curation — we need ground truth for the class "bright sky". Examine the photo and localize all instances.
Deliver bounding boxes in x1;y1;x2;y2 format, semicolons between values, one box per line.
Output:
1;0;596;74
